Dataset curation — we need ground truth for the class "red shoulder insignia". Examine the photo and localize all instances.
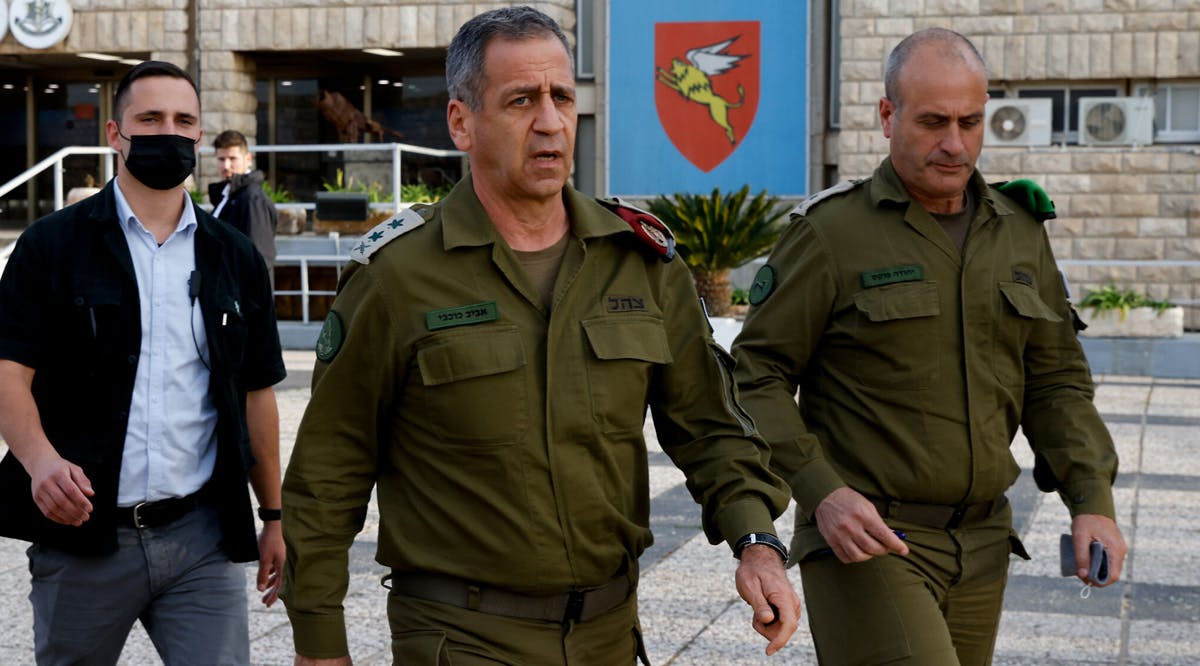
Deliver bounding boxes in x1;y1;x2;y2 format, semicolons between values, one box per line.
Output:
597;197;676;262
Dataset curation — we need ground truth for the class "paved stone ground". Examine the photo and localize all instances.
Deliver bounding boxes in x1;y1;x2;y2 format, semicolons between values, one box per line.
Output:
1;350;1197;664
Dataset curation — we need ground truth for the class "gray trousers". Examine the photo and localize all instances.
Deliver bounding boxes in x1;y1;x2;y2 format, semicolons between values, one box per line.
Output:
27;504;249;666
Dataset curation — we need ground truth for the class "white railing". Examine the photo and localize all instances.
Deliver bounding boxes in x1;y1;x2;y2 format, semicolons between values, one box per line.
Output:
199;141;466;216
0;142;464;321
0;146;116;211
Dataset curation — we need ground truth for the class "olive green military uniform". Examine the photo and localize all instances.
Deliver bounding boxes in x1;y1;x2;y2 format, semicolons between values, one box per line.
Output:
733;159;1117;665
281;176;790;663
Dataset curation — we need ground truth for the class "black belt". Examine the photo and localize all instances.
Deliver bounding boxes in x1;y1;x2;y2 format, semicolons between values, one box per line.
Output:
115;491;203;529
866;495;1008;530
387;571;631;624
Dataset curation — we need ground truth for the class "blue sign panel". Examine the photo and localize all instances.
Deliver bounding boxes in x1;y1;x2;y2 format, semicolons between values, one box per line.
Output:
608;0;809;197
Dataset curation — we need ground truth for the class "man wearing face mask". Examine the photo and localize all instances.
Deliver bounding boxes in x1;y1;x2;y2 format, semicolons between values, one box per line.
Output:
0;61;286;665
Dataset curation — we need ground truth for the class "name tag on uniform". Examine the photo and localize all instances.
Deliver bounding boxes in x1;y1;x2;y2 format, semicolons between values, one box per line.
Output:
426;301;499;331
861;264;924;288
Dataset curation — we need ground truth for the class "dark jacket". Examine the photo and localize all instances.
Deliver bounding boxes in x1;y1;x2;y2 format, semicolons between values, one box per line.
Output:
208;170;278;271
0;180;286;561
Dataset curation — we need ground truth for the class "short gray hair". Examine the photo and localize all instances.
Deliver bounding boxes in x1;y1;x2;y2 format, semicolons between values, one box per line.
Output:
884;28;986;107
446;6;574;111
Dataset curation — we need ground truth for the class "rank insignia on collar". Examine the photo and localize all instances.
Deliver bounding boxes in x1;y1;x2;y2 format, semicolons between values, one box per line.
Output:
350;207;426;264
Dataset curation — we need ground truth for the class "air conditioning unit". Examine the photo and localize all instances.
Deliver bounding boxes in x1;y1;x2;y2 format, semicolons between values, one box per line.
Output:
984;98;1052;147
1077;97;1155;146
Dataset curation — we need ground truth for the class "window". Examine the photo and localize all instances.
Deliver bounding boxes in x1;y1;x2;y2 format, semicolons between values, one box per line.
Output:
575;0;594;79
1152;83;1200;143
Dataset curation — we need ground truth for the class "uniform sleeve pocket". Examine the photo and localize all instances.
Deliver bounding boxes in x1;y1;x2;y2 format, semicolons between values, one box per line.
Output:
852;281;940;322
998;282;1062;322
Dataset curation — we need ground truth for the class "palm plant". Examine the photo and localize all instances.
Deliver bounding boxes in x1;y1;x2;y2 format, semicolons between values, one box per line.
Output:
647;185;789;316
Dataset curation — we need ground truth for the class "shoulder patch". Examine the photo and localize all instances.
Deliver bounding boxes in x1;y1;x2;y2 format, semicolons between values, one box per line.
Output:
315;310;345;363
349;207;427;264
993;179;1057;222
791;179;865;217
596;197;676;262
748;264;776;305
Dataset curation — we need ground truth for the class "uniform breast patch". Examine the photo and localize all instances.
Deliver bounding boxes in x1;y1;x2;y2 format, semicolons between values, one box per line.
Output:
426;301;499;331
606;295;647;312
1013;269;1034;287
861;264;924;288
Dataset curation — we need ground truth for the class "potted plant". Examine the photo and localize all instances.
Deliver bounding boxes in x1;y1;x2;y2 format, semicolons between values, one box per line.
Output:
400;182;453;203
1077;284;1183;338
263;180;306;235
314;169;393;234
647;185;789;317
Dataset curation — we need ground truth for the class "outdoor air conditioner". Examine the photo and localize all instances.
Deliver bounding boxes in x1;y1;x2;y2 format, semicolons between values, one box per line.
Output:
1077;97;1155;146
984;98;1052;147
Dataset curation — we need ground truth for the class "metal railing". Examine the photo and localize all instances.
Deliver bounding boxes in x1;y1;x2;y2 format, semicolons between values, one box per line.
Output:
0;142;464;322
0;146;116;211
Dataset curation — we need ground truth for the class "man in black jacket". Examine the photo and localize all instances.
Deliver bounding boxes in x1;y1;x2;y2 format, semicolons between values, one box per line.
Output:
209;129;278;287
0;61;286;665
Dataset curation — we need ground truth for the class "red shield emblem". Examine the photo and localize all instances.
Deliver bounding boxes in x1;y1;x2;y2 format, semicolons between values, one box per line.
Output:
655;21;760;173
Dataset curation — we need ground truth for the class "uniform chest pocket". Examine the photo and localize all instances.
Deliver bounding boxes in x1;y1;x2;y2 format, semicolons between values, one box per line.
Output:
851;281;940;389
415;326;527;445
995;281;1062;384
582;315;672;433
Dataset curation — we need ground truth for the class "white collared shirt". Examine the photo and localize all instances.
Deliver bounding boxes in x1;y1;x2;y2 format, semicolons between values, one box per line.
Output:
113;178;217;505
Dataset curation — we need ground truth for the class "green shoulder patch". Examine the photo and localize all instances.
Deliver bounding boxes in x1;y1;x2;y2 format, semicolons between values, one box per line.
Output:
315;310;345;363
861;264;923;288
748;264;777;305
350;207;427;265
792;179;866;216
994;179;1057;222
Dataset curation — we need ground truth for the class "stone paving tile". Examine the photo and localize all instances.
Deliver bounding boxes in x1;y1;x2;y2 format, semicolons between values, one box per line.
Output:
1140;424;1200;477
992;610;1122;663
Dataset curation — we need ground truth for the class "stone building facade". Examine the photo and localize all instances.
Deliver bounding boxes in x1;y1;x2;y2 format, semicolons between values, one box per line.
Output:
834;0;1200;328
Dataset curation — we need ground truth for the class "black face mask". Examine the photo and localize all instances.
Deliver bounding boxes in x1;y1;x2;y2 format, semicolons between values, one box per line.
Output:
118;132;198;190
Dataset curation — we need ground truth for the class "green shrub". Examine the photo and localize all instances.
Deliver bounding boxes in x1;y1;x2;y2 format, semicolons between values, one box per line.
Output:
1079;284;1174;319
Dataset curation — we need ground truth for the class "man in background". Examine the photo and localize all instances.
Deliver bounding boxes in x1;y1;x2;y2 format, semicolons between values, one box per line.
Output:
210;129;278;287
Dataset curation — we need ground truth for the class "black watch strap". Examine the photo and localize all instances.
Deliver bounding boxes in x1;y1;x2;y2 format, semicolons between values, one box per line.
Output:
257;507;282;521
733;532;789;563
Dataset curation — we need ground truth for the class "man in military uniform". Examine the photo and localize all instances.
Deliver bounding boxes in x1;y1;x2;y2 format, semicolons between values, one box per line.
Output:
732;28;1127;665
280;7;798;665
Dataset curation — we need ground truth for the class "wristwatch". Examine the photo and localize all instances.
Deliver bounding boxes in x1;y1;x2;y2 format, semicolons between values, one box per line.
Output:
733;532;789;563
257;507;282;521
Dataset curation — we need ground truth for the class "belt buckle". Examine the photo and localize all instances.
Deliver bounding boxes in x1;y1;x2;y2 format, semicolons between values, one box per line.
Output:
131;501;150;529
562;590;586;624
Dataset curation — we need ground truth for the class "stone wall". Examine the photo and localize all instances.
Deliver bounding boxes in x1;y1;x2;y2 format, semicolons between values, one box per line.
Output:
838;0;1200;328
194;0;575;143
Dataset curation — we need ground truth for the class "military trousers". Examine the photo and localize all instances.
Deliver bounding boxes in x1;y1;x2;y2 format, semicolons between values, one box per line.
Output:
386;586;647;665
798;505;1018;665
